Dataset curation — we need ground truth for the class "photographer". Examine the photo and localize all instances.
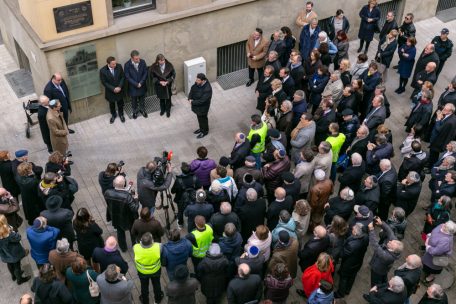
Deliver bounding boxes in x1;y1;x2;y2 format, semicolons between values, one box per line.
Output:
171;162;202;229
104;175;139;252
45;151;72;176
38;172;73;211
0;187;22;231
137;159;173;211
98;162;125;196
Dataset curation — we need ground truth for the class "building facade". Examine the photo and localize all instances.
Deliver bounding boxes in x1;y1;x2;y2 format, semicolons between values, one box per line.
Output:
0;0;446;122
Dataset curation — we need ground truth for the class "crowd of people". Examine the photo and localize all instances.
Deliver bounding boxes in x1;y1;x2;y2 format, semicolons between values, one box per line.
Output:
0;0;456;303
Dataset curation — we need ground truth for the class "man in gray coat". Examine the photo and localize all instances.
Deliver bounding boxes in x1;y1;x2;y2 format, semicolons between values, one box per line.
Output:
97;264;134;303
290;113;316;164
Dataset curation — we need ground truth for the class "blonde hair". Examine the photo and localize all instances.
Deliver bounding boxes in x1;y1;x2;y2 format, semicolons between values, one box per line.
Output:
340;59;351;70
316;252;332;272
271;79;283;90
0;215;11;239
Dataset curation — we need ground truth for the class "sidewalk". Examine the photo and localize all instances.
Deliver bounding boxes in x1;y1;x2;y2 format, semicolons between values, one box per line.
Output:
1;16;456;303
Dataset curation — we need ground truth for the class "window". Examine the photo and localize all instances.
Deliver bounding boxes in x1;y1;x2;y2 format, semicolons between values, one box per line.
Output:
112;0;156;17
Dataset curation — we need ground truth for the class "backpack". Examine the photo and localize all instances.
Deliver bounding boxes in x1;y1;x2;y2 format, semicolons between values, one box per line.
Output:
177;176;197;207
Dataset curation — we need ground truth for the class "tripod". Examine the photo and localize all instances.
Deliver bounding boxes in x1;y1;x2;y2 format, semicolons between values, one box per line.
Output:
158;188;177;230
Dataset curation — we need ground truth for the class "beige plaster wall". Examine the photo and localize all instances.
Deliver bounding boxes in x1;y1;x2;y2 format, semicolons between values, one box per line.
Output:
403;0;439;22
18;0;108;43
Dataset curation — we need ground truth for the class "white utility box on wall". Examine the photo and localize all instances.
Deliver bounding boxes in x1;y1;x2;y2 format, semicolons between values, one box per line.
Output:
184;57;206;96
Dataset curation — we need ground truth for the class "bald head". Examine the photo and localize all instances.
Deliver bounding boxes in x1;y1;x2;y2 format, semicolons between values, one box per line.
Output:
39;95;50;106
274;187;286;200
426;62;437;72
105;236;117;249
235;132;246;143
113;175;126;188
238;263;251;278
220;202;231;215
406;254;422;269
246;188;258;202
314;225;327;238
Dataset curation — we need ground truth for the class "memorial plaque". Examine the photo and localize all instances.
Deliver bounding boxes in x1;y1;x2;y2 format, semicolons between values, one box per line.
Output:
64;44;100;100
53;1;93;33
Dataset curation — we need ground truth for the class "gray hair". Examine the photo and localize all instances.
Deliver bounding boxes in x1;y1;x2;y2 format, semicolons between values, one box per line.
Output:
380;159;391;171
407;171;420;183
246;188;258;202
319;141;332;153
406;254;422;269
352;223;364;236
294;90;305;99
351;153;362;166
444;155;455;166
374;94;385;105
389;276;405;293
444;103;456;113
224;222;237;236
358;125;369;136
113;175;126;188
429;284;445;299
448;141;456;151
443;220;456;235
392;207;406;221
318;31;328;39
340;187;354;201
269;50;279;59
282;100;293;111
220;202;231;215
332;70;341;78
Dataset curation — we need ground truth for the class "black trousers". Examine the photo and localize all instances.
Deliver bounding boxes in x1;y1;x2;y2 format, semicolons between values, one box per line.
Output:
197;114;209;134
159;99;171;114
436;60;446;78
6;261;22;280
371;269;388;287
428;148;440;168
116;227;134;251
109;99;124;116
248;66;264;82
359;39;371;53
62;107;70;126
131;95;145;114
337;270;359;297
138;270;162;304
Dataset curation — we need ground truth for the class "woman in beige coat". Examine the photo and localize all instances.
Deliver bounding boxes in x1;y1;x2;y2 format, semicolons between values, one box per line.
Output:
46;100;69;155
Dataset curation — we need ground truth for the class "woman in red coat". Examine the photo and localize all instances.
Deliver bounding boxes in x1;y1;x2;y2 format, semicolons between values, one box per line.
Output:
302;252;334;297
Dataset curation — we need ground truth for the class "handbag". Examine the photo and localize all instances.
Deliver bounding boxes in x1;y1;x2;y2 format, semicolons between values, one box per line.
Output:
432;255;449;267
336;154;349;170
86;270;100;297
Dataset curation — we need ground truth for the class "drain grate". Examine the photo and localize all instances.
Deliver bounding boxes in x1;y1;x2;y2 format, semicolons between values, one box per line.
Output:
217;68;252;90
123;95;161;118
5;69;35;98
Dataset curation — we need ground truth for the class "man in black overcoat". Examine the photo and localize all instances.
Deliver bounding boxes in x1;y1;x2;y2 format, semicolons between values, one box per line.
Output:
100;56;126;123
188;73;212;139
38;95;52;153
43;72;74;133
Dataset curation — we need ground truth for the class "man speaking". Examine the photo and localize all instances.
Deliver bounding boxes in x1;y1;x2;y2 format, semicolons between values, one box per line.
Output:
188;73;212;139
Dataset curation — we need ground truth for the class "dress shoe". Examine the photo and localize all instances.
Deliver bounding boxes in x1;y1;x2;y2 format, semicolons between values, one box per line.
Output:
394;88;401;93
110;116;116;124
133;113;138;119
398;87;405;94
160;111;165;116
166;112;170;118
142;111;148;118
17;275;31;285
120;115;125;123
357;47;362;53
392;65;399;69
68;128;75;134
196;132;207;139
246;79;253;87
193;129;201;134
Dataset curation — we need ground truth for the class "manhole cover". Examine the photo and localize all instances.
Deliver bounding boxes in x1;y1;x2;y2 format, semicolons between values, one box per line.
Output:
5;69;35;98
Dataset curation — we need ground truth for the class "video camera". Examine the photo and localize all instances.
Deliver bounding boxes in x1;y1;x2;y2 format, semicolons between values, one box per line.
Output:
152;150;173;186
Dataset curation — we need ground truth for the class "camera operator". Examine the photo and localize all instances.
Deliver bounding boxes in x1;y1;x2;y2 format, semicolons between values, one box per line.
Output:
38;172;74;211
104;175;140;252
98;162;125;196
137;160;173;212
45;151;72;176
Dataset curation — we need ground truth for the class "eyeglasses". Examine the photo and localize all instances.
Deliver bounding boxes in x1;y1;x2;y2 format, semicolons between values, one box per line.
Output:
405;17;411;20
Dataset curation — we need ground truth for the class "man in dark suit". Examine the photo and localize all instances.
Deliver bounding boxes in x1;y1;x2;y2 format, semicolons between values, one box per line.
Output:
279;67;295;100
43;72;74;133
363;95;386;133
338;152;365;193
411;43;440;84
298;225;330;272
428;103;456;168
228;133;251;171
100;56;126;123
188;73;212;138
38;95;52;153
255;65;275;112
124;50;148;119
314;99;336;146
377;159;397;220
287;54;305;91
346;125;370;160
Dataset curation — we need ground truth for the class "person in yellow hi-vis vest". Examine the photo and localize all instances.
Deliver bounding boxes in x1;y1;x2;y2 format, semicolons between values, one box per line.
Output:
247;114;268;169
186;215;214;270
133;232;164;304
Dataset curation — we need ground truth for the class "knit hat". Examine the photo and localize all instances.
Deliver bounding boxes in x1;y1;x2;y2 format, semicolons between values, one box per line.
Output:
267;129;280;139
208;243;221;255
56;238;70;254
278;230;290;245
196;189;207;202
210;180;222;193
219;156;230;167
245;155;256;163
248;245;260;258
354;205;370;217
278;149;286;158
174;265;189;281
314;169;325;181
282;172;294;183
15;150;28;158
45;195;63;211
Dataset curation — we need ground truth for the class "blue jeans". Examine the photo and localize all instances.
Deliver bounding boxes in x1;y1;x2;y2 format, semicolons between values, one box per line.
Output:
251;152;262;169
404;297;411;304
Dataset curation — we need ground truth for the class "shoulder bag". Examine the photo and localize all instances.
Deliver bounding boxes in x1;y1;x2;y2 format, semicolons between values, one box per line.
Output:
86;270;100;297
432;255;449;267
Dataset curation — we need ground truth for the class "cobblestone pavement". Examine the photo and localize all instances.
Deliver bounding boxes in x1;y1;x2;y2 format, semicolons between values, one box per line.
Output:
1;17;456;303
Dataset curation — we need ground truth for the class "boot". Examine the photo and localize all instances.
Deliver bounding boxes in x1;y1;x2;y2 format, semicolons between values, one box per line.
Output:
17;275;31;285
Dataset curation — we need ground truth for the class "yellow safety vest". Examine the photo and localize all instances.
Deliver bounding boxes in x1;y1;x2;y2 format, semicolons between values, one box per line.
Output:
191;224;214;258
133;242;161;274
248;122;268;154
